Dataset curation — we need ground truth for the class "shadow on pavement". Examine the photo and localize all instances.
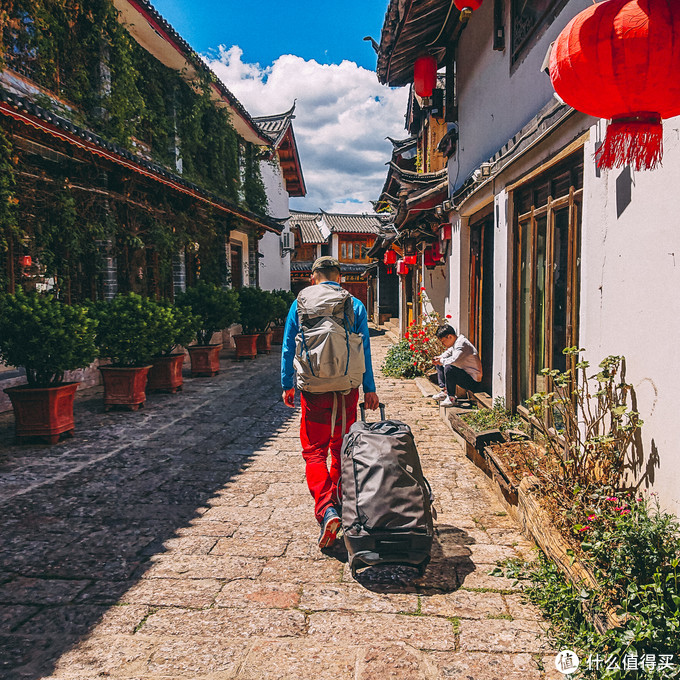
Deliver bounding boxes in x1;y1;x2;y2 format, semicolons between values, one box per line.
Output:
0;358;297;680
344;524;474;594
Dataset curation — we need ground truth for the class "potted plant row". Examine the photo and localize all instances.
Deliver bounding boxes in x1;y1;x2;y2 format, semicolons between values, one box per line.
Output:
176;281;240;376
147;302;198;393
89;293;175;411
270;289;295;345
0;289;97;444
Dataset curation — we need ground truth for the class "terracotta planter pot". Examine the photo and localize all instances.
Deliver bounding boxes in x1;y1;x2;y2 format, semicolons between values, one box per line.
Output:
257;330;274;354
271;326;285;345
148;353;185;393
187;344;222;377
100;365;151;411
4;382;79;444
233;334;258;360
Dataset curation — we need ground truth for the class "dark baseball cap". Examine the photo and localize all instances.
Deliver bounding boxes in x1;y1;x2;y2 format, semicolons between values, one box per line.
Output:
312;256;341;272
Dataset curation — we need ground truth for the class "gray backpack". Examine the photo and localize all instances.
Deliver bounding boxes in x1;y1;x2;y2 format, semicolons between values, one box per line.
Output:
341;404;434;577
293;284;365;393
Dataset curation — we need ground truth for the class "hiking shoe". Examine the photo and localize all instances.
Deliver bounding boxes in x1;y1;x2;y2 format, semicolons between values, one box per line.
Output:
318;506;341;548
432;390;447;401
440;397;455;407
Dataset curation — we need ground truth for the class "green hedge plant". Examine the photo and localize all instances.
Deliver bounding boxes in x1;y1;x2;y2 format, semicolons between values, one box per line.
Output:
93;293;170;366
155;302;199;356
238;287;274;335
0;288;97;387
175;281;240;345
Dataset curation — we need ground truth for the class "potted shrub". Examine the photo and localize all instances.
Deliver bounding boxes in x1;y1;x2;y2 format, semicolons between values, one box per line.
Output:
270;289;295;344
93;292;169;410
255;290;283;354
0;288;97;444
147;303;198;393
235;287;269;359
175;281;240;376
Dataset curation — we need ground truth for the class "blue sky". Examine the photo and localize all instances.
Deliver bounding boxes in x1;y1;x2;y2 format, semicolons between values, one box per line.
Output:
151;0;387;71
149;1;409;213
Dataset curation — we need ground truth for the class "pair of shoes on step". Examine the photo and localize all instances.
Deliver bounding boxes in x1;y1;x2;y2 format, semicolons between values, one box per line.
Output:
318;506;342;548
440;396;465;407
432;390;448;401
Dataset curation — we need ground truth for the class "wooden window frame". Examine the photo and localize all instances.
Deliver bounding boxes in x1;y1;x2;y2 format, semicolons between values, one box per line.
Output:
513;186;582;407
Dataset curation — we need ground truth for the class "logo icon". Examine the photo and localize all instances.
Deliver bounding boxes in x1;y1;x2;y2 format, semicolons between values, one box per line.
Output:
555;650;580;675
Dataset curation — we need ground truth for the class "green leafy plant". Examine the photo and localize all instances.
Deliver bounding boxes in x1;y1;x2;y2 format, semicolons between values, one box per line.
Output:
175;281;240;345
92;292;170;366
525;348;642;522
237;287;274;335
502;509;680;680
271;289;295;325
154;302;198;356
381;339;423;378
0;288;97;386
461;397;528;433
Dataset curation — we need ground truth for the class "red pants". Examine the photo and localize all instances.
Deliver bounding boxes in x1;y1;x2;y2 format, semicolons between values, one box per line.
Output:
299;388;359;523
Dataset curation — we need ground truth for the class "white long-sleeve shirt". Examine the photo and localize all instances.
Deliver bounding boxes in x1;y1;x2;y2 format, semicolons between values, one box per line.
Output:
437;334;482;382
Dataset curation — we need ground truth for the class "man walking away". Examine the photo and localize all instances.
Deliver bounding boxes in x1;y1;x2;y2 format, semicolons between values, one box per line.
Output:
432;324;482;407
281;257;380;549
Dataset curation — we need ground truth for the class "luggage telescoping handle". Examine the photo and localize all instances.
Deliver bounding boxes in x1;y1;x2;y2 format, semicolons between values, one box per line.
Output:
359;402;386;422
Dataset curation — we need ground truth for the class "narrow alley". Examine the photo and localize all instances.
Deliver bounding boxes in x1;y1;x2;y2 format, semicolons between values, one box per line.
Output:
0;333;557;679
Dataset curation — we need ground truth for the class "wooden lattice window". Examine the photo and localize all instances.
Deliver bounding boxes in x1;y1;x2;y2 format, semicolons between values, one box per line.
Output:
514;156;583;406
511;0;570;65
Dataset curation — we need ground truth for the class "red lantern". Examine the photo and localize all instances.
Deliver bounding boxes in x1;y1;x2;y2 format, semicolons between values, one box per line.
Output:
383;249;398;265
454;0;482;10
396;259;408;276
424;243;443;268
550;0;680;171
413;56;437;98
439;223;452;240
403;254;418;266
20;255;32;267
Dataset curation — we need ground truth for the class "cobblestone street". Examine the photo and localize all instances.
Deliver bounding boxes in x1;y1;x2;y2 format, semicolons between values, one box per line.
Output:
0;331;558;680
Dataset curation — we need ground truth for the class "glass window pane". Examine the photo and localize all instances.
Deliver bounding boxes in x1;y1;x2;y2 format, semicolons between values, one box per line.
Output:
552;208;570;372
519;220;532;402
534;215;547;388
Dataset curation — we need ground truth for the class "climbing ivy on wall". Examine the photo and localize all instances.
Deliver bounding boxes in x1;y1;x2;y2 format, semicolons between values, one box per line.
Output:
0;0;267;214
243;143;268;214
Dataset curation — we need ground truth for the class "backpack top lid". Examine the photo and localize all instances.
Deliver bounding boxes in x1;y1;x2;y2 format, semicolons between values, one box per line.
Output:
297;284;354;327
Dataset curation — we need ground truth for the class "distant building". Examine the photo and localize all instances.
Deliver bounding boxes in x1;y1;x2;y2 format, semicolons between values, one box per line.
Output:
253;105;306;291
288;210;384;305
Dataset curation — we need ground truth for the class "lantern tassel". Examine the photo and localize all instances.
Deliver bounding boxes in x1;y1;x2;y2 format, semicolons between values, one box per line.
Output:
596;114;663;172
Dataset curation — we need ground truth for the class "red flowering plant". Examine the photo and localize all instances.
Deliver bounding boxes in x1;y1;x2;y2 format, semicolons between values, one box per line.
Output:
382;293;445;378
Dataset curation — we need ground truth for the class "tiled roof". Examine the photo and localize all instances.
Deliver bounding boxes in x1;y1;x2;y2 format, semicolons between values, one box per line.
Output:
289;211;326;244
253;105;296;148
291;261;369;274
319;211;385;234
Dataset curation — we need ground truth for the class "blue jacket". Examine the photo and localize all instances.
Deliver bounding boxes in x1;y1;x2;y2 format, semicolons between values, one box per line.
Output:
280;282;377;393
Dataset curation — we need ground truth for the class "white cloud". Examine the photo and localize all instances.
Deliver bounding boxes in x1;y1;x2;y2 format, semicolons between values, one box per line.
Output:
204;46;410;214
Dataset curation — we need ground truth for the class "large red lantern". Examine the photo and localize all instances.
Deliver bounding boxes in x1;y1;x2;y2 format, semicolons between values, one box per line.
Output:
383;249;397;265
454;0;482;10
403;254;418;266
413;56;437;98
550;0;680;171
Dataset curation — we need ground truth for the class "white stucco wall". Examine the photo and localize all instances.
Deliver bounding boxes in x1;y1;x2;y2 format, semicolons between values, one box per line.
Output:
451;0;593;192
258;158;291;291
580;118;680;516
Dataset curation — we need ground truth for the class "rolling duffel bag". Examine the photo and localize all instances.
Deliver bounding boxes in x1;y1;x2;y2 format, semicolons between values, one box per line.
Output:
341;403;434;578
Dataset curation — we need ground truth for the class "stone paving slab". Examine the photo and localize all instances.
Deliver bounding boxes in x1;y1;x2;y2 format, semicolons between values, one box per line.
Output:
0;332;556;679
